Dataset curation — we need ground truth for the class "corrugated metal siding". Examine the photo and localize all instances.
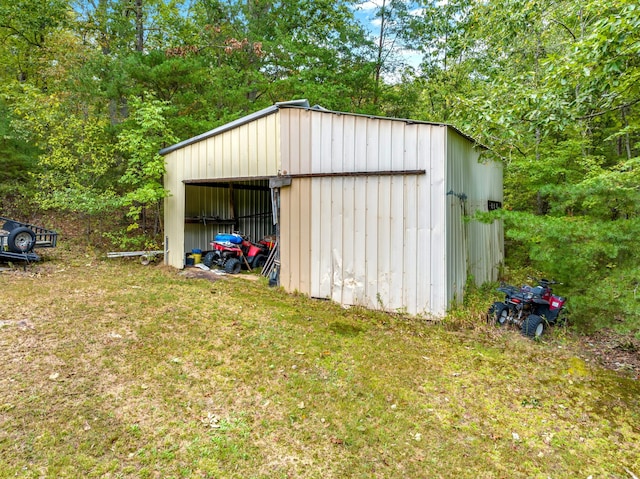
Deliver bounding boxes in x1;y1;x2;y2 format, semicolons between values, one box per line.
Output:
234;185;276;241
465;155;504;284
163;112;281;268
445;130;471;304
280;178;312;295
165;105;501;317
446;130;503;304
279;108;449;316
183;183;274;253
175;113;280;179
164;148;186;268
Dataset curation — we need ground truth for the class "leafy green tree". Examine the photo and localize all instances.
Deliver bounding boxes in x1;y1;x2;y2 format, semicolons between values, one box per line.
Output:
464;0;640;331
238;0;379;112
0;0;70;86
116;94;177;237
0;100;40;213
400;0;477;121
9;85;120;217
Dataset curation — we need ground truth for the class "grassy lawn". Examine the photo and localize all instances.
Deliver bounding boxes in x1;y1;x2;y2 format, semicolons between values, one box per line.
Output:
1;248;639;478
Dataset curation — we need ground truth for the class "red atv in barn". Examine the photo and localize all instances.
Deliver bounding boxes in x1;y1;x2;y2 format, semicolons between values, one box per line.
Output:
488;278;567;339
202;233;270;274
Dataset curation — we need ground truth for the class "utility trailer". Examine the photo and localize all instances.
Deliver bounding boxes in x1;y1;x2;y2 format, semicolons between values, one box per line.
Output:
0;216;58;263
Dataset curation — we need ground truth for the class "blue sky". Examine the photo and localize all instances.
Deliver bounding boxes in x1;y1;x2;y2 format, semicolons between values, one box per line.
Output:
352;0;424;74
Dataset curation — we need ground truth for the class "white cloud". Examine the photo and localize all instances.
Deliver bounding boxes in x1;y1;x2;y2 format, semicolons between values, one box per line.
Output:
357;0;386;11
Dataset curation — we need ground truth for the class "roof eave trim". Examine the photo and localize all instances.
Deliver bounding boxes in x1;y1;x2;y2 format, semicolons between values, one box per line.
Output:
159;99;310;156
159;105;277;156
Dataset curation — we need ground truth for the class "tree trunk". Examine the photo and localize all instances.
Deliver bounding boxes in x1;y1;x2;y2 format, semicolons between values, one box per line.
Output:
135;0;144;52
621;107;631;160
373;0;386;106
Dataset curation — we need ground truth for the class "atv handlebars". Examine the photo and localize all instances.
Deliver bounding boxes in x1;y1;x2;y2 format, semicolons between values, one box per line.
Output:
527;277;561;287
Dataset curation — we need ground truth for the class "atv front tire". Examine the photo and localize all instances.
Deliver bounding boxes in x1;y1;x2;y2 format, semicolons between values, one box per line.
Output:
224;258;242;274
202;251;217;268
522;314;545;339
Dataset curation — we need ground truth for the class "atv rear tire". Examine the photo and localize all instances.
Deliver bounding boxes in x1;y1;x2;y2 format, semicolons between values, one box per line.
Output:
252;254;267;270
522;314;545;339
8;226;36;253
489;302;509;326
224;257;242;274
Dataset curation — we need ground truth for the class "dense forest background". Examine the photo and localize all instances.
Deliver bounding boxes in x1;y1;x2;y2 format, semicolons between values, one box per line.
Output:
1;0;638;334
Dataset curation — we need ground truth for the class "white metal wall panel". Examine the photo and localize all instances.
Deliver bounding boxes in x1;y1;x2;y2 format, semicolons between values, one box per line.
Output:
304;173;440;316
279;108;311;176
316;177;333;298
429;127;448;315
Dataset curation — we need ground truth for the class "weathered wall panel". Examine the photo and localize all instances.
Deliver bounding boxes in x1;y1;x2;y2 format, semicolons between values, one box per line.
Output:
428;127;448;314
465;151;504;284
279;108;449;316
445;131;468;305
164;148;186;268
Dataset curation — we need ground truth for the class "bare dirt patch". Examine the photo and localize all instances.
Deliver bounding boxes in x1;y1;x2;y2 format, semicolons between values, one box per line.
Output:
179;266;263;282
579;329;640;380
178;267;227;282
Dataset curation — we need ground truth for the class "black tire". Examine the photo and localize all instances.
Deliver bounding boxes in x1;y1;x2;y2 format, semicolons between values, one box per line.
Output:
202;251;217;268
252;254;267;270
8;227;36;253
522;314;545;339
488;302;509;326
224;257;241;274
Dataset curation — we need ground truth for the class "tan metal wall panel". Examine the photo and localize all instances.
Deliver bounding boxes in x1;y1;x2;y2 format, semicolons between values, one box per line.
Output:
164;149;186;268
164;112;282;268
174;113;281;181
279;108;312;175
280;178;312;295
